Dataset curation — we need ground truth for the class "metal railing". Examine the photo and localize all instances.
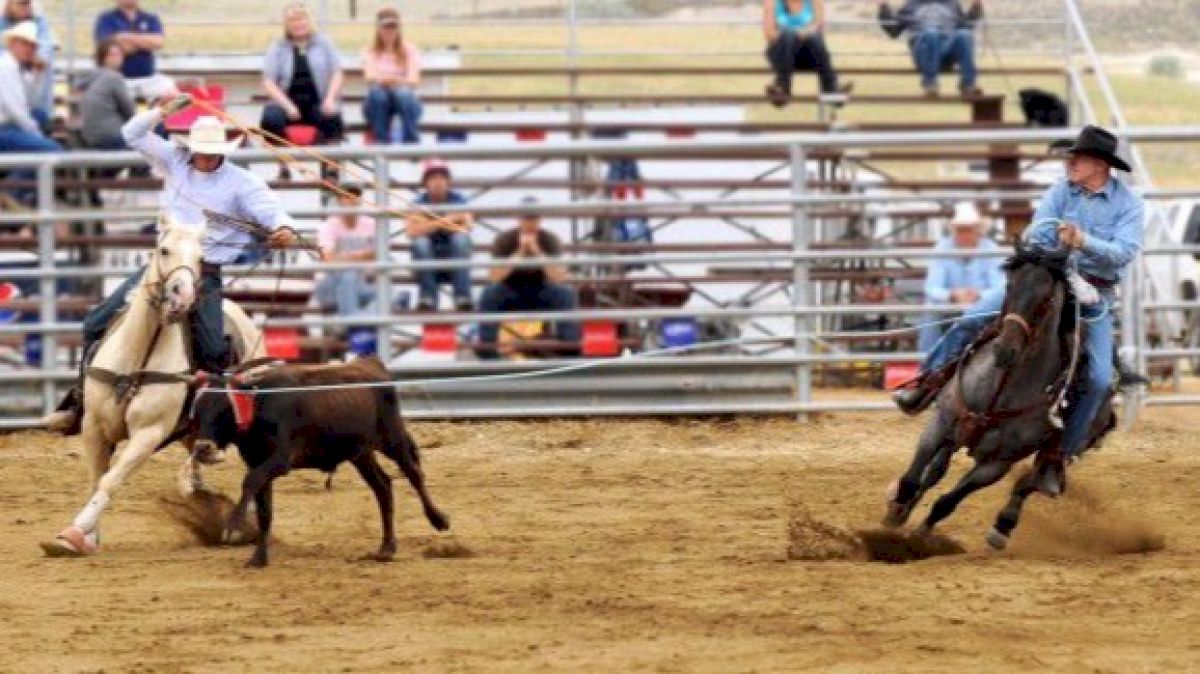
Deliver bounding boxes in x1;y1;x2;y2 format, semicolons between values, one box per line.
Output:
2;126;1199;427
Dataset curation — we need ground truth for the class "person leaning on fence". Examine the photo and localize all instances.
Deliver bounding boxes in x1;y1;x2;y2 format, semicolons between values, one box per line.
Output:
407;158;474;312
0;21;61;209
362;6;423;145
918;202;1004;353
0;0;55;131
315;184;379;317
477;196;580;360
762;0;852;108
79;38;135;150
260;2;345;148
45;94;298;435
877;0;983;98
93;0;176;102
893;125;1143;497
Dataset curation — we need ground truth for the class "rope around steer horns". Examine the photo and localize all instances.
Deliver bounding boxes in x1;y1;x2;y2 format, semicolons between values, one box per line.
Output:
185;97;470;236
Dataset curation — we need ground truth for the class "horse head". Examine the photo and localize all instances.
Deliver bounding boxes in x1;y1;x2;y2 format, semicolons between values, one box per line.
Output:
151;216;206;324
994;242;1069;368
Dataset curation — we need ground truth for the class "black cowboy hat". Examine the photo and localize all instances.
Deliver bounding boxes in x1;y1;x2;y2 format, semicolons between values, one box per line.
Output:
1047;124;1131;173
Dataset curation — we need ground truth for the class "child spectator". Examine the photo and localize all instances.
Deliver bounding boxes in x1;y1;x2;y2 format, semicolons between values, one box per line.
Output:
762;0;851;108
316;185;378;316
407;159;474;311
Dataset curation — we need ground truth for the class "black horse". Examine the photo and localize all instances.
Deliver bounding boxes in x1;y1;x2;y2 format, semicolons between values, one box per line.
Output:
884;244;1116;548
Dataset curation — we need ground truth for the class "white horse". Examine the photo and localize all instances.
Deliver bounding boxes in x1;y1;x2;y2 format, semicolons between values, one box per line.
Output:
42;219;265;556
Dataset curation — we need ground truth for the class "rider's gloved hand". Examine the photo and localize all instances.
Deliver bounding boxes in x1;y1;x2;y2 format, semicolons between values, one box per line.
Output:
161;93;194;116
267;228;297;249
1056;223;1087;250
1066;269;1101;306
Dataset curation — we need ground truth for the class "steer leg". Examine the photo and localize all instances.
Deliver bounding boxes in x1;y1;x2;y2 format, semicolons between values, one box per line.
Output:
226;454;288;547
245;481;274;568
351;451;396;561
383;429;450;532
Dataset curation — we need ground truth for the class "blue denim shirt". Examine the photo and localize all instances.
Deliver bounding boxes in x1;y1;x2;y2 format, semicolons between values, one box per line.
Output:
924;237;1004;303
1026;177;1144;282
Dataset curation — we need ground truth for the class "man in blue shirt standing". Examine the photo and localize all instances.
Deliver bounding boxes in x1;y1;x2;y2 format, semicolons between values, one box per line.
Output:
94;0;176;101
406;158;474;312
919;201;1004;352
893;125;1144;496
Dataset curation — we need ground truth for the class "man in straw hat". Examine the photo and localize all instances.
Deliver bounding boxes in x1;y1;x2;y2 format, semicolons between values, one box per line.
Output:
917;201;1004;353
46;93;297;434
893;124;1145;496
0;20;61;205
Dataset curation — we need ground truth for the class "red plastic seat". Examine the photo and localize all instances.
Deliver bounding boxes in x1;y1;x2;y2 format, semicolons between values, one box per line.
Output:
263;328;301;360
421;324;457;353
884;362;921;390
581;320;620;357
283;124;319;146
164;82;226;133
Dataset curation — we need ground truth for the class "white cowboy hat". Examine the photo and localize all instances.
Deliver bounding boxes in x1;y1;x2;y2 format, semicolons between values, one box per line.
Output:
949;202;983;228
177;116;241;155
2;21;40;46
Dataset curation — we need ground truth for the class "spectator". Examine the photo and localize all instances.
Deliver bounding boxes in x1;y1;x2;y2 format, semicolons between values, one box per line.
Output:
0;0;55;130
362;6;422;144
918;202;1003;352
316;185;378;317
0;21;60;206
878;0;983;98
407;159;473;311
79;39;134;149
477;196;579;359
762;0;851;108
261;2;344;145
94;0;176;101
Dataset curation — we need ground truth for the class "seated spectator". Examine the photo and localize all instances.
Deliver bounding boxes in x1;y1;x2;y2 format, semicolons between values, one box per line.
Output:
477;196;579;360
362;6;422;145
407;159;473;311
79;39;135;150
94;0;176;102
0;0;55;131
918;202;1002;352
0;21;61;206
261;2;344;146
316;184;377;316
878;0;983;98
762;0;851;108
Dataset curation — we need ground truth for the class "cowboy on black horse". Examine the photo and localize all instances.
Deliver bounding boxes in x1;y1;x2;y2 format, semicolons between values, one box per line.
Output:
893;124;1146;496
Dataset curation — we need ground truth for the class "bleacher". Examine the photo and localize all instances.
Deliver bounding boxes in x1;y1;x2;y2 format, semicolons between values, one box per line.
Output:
2;38;1066;376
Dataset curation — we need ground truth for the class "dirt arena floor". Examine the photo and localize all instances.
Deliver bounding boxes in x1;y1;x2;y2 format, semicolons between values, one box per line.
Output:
1;404;1199;673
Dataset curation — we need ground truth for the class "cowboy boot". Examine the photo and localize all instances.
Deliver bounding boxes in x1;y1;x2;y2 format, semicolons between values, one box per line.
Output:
43;341;99;436
891;362;957;416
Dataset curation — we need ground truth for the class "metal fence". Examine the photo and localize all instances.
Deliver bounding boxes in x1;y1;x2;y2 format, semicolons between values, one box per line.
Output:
2;127;1200;427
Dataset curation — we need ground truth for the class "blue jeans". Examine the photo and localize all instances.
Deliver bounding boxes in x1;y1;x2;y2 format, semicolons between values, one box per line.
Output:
82;266;227;372
315;270;376;316
0;122;62;205
411;231;472;307
910;29;977;89
920;286;1114;458
363;85;423;144
477;282;580;359
917;313;946;353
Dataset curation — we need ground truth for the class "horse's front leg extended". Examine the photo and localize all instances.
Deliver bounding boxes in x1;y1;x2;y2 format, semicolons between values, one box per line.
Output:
920;459;1013;534
46;426;171;556
885;415;954;528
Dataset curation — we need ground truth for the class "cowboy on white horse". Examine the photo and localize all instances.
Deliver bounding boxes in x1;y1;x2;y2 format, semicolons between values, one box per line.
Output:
47;93;297;434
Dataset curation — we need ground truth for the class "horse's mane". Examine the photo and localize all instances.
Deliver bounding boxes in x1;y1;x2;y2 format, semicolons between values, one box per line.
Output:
1000;245;1077;337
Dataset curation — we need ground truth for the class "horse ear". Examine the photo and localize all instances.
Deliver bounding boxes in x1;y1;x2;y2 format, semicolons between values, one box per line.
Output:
159;213;175;232
1013;239;1028;258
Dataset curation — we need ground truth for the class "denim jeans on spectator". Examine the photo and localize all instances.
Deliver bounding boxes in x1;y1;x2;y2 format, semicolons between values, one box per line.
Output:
476;282;580;359
0;122;62;205
411;231;473;307
910;28;978;89
82;266;227;372
363;85;423;144
764;28;840;94
315;270;376;316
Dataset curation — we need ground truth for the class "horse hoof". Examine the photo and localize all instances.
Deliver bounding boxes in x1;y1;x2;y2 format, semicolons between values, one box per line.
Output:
915;523;934;537
882;501;912;529
985;528;1010;551
884;478;900;502
194;446;226;466
41;526;98;557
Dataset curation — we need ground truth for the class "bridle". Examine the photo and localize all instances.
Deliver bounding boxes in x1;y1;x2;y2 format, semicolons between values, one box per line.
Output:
141;233;200;320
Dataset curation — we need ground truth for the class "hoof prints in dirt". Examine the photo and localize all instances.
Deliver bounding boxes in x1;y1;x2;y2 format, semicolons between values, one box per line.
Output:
158;491;259;547
421;537;476;559
787;508;965;564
